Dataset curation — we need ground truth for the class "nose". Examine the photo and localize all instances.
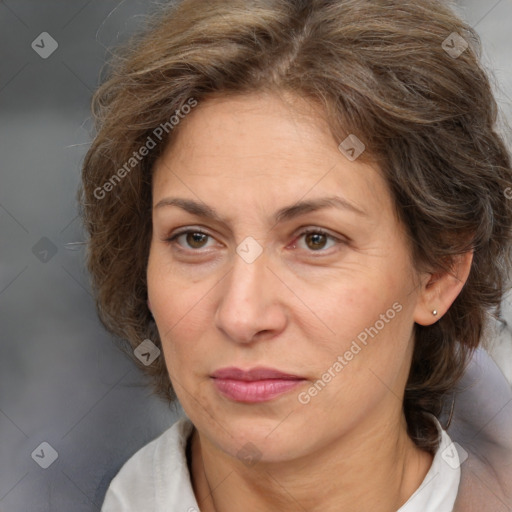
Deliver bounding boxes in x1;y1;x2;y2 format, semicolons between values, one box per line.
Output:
215;248;287;345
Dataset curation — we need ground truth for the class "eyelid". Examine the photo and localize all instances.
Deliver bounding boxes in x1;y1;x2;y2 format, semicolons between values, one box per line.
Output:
295;226;344;241
165;226;216;245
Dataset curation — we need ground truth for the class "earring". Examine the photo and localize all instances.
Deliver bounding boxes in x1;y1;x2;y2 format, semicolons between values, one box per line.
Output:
432;310;438;316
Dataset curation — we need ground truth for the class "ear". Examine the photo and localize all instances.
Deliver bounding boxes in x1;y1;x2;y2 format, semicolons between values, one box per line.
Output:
413;251;473;326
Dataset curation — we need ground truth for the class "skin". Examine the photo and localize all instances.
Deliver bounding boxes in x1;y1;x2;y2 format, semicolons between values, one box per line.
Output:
147;90;473;512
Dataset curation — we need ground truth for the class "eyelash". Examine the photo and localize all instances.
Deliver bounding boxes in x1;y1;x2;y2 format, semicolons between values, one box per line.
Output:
165;227;345;254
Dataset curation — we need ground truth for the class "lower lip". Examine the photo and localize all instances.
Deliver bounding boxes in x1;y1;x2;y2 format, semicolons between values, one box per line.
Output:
212;378;305;403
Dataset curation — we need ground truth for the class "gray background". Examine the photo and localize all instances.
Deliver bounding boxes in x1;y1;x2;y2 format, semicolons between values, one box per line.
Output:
1;1;511;510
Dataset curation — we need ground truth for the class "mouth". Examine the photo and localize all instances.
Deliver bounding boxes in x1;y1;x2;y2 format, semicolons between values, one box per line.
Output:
210;366;306;403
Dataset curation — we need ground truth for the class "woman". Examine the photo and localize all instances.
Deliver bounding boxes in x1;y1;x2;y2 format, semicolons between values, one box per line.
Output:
80;0;512;510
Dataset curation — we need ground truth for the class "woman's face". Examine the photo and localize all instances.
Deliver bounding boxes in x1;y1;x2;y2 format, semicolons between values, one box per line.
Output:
148;91;427;462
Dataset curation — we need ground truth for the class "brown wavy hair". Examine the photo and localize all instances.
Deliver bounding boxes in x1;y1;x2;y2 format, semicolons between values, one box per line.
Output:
79;0;512;453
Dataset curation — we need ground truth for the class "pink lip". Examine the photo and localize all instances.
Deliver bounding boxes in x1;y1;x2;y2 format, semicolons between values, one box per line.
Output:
211;367;306;403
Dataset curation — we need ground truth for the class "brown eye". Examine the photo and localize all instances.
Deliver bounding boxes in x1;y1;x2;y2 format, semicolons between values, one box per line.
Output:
167;229;214;250
304;232;328;251
294;229;341;253
185;232;209;248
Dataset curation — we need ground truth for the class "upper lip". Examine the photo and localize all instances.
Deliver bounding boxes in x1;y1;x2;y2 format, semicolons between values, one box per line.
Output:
211;367;305;381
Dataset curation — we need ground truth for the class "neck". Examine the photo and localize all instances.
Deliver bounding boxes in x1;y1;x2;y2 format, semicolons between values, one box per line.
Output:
188;413;433;512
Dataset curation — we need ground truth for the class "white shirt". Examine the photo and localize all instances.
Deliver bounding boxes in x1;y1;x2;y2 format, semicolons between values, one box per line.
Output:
101;415;460;512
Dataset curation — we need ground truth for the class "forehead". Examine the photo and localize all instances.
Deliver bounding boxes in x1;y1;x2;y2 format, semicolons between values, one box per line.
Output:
151;92;393;219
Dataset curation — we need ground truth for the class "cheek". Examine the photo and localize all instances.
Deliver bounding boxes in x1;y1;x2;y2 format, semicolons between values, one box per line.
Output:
317;275;401;340
148;244;195;321
313;271;415;383
147;247;211;364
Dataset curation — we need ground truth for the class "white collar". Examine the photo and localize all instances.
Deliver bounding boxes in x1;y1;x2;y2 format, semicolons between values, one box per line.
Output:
398;417;461;511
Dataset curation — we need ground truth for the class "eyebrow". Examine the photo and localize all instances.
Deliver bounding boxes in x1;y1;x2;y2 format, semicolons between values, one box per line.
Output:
154;195;367;224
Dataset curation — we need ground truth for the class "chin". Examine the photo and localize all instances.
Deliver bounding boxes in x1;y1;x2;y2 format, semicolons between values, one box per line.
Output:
198;407;313;462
